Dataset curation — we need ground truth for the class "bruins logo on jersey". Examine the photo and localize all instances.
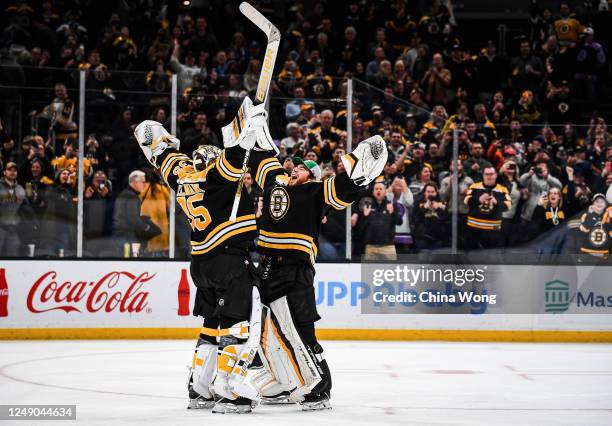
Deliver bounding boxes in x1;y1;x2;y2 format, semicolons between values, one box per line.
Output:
589;227;608;247
269;187;290;220
173;161;189;175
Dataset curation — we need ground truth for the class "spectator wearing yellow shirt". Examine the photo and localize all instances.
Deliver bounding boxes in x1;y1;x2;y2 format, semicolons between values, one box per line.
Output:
51;140;92;183
553;3;584;46
140;169;170;256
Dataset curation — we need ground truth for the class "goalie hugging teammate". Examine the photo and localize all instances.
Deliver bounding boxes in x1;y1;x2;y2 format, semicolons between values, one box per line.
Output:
134;95;387;413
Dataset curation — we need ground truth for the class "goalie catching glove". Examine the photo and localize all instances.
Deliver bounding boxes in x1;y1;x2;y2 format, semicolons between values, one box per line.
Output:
134;120;180;167
341;135;388;186
222;96;278;155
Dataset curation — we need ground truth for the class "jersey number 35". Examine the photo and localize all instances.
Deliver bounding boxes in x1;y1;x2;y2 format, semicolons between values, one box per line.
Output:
177;193;211;231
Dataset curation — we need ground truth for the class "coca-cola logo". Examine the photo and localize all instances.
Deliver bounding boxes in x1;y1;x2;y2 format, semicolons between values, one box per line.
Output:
27;271;154;314
0;289;7;296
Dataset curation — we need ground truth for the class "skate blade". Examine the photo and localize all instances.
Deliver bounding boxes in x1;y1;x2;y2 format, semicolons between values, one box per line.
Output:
261;396;293;405
212;402;252;414
300;399;332;411
187;398;215;409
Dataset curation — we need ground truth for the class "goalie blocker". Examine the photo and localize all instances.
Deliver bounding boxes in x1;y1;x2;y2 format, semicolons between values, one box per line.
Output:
251;136;388;410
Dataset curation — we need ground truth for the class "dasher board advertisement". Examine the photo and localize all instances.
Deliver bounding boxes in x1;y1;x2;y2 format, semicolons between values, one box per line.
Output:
1;261;612;337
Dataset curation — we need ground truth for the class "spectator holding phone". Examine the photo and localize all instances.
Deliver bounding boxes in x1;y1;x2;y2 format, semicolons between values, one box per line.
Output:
84;170;113;255
353;180;402;260
519;161;562;223
386;175;414;253
412;182;449;250
465;166;511;249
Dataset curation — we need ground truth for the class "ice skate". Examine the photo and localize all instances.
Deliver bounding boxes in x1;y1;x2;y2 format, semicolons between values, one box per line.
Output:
261;391;292;405
300;392;332;411
187;387;215;409
212;397;253;414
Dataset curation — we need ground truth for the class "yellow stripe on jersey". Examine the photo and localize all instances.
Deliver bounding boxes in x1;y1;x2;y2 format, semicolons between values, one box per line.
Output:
221;150;243;174
258;230;318;264
342;153;356;174
160;152;183;172
232;120;239;140
161;153;190;182
255;157;283;188
238;105;245;130
191;214;257;254
259;230;315;243
324;177;352;210
215;151;242;182
466;216;502;230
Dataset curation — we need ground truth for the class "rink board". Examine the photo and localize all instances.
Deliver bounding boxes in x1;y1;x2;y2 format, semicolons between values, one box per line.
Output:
1;260;611;341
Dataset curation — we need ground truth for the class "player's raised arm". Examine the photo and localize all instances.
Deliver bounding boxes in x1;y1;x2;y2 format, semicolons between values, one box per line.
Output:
133;120;190;192
221;96;286;189
323;135;388;210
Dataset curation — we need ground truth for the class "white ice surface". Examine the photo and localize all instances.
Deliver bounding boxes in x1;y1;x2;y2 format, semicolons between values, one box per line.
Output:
0;340;611;425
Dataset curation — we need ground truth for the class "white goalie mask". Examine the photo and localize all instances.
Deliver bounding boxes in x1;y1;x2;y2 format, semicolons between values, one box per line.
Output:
193;145;222;171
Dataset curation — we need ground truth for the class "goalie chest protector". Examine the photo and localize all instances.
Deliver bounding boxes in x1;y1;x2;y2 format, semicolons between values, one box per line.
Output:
257;173;361;265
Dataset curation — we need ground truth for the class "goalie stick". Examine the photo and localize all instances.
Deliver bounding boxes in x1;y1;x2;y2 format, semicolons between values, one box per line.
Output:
230;2;280;221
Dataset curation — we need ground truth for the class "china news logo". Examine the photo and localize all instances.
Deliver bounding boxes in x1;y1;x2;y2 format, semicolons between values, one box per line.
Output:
545;280;570;313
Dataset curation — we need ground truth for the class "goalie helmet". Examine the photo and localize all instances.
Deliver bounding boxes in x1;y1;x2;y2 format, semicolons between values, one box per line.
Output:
193;145;222;171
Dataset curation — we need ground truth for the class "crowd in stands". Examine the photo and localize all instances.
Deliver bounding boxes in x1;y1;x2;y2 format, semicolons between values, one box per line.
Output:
1;0;612;260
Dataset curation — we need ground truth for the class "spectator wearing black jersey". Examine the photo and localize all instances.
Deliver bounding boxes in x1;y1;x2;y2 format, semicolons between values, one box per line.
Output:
353;180;402;260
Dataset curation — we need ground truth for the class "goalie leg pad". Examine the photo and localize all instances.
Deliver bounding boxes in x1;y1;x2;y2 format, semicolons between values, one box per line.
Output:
260;297;322;402
228;287;263;401
214;335;243;400
189;338;217;399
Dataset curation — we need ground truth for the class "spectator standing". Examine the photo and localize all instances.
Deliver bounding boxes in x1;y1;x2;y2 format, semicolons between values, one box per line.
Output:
112;170;160;256
464;166;511;249
365;47;386;81
519;161;562;222
498;160;523;246
532;186;567;234
140;169;170;257
553;3;584;46
170;39;203;94
574;27;606;103
463;142;492;182
43;168;77;256
353;181;402;260
420;53;452;106
51;139;92;181
509;40;544;98
412;182;449;250
386;175;414;253
280;123;305;155
181;112;220;153
0;162;26;256
577;193;611;256
83;170;113;255
476;41;506;102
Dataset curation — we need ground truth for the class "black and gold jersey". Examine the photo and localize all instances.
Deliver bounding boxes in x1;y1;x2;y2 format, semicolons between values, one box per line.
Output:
156;146;282;257
578;207;612;255
257;171;361;265
464;182;511;231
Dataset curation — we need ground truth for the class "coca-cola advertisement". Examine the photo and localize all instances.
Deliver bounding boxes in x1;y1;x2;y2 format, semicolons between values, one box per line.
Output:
0;268;8;317
0;262;199;329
